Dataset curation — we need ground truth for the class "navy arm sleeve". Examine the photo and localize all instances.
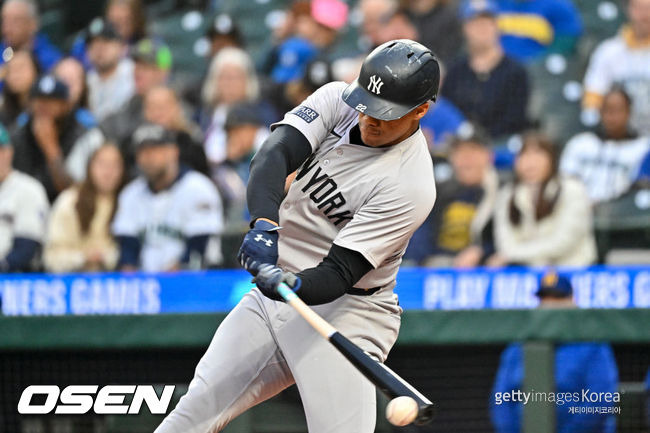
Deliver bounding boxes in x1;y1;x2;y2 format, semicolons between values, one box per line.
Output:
295;244;374;305
247;125;312;225
116;235;141;268
0;237;40;272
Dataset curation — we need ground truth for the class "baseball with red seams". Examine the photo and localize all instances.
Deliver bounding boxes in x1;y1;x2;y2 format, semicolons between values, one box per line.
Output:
385;396;419;426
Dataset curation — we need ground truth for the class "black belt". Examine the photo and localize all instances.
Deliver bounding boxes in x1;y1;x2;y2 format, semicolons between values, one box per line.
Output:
347;286;381;296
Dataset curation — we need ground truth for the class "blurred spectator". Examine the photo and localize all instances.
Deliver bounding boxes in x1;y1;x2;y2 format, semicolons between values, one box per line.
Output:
0;0;61;71
112;124;223;271
441;0;529;140
12;75;104;201
206;13;244;59
496;0;583;62
0;121;49;272
143;85;208;175
405;0;463;63
44;143;125;272
0;49;40;127
270;0;348;84
212;102;269;229
86;18;135;121
375;7;419;46
561;87;650;203
582;0;650;136
71;0;147;69
101;38;172;158
201;47;274;167
420;96;467;149
490;133;597;267
358;0;397;49
260;1;311;76
53;57;96;129
404;128;498;267
491;270;618;433
284;59;334;108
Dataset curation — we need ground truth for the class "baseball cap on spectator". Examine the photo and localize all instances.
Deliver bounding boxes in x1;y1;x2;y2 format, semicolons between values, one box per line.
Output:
303;59;333;92
311;0;349;30
225;103;263;130
85;17;121;44
450;123;491;149
460;0;498;20
132;123;177;150
0;122;11;147
207;14;242;43
30;75;69;100
130;38;173;70
272;38;318;83
535;270;573;298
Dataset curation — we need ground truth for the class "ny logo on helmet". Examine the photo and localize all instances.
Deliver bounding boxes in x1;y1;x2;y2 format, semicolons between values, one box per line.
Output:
367;75;384;95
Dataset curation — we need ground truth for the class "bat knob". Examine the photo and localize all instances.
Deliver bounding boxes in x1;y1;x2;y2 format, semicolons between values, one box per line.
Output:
414;403;436;426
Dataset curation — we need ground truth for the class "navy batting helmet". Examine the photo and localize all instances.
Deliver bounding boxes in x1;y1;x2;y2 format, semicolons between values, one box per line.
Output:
342;39;440;121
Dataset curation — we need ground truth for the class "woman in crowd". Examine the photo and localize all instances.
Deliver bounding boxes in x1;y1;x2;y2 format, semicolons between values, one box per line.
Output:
143;85;209;175
489;132;597;267
200;47;275;167
44;143;125;272
0;50;40;128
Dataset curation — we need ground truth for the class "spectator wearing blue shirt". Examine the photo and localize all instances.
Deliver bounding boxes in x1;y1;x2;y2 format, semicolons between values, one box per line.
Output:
496;0;583;62
0;0;61;72
491;271;619;433
420;96;467;150
441;0;529;139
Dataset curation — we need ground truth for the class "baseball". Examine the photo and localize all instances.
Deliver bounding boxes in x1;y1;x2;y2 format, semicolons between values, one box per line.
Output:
385;396;419;426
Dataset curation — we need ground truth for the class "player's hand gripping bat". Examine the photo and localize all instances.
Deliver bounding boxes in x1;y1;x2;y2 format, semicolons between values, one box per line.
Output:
276;283;436;425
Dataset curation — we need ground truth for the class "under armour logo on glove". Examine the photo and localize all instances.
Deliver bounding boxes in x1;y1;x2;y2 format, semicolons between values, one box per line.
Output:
254;234;274;247
237;219;281;276
367;75;384;94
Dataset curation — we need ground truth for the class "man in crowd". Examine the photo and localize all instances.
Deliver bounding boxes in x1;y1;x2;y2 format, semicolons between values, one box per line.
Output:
86;18;135;121
11;75;104;201
0;0;61;71
582;0;650;135
0;122;49;272
441;0;529;140
112;123;223;272
561;87;650;203
101;38;172;164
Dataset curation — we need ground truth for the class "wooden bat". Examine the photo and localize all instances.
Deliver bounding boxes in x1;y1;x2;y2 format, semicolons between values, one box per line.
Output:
276;283;436;425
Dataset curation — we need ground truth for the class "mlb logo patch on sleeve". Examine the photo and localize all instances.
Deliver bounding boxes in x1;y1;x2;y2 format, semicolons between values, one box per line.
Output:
291;105;320;123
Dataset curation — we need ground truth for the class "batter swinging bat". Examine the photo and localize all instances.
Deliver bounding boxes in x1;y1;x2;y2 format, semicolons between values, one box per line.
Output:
276;283;436;425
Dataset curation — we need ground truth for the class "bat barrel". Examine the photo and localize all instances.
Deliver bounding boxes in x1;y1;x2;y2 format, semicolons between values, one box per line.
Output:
414;403;436;426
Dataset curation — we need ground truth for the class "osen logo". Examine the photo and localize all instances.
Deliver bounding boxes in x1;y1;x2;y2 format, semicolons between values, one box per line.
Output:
18;385;175;415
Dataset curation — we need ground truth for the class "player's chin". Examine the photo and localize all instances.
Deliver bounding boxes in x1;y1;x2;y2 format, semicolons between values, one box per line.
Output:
360;131;386;148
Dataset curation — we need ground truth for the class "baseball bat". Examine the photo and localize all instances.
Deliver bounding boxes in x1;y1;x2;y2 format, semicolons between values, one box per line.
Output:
276;283;436;425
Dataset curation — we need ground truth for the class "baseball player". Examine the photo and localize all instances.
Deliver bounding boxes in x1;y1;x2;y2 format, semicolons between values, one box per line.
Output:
155;39;439;433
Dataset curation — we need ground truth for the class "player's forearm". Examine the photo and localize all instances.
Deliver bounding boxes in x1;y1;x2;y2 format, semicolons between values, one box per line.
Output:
296;244;373;305
247;125;311;225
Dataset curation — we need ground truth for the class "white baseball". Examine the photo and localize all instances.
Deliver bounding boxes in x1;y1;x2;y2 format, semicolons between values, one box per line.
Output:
385;396;419;426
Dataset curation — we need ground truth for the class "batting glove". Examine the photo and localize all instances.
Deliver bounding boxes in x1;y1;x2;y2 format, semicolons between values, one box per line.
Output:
253;263;302;301
237;219;280;275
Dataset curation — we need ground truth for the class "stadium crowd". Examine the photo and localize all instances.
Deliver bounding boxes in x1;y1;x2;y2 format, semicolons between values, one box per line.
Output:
0;0;649;274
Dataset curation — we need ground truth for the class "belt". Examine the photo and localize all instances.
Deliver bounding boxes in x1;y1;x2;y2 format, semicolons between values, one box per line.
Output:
347;286;381;296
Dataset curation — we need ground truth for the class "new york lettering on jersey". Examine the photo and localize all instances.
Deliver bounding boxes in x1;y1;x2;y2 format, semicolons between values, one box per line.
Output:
294;153;353;226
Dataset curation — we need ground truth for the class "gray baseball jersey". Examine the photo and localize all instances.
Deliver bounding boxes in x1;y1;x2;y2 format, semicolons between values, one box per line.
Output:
155;82;436;433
